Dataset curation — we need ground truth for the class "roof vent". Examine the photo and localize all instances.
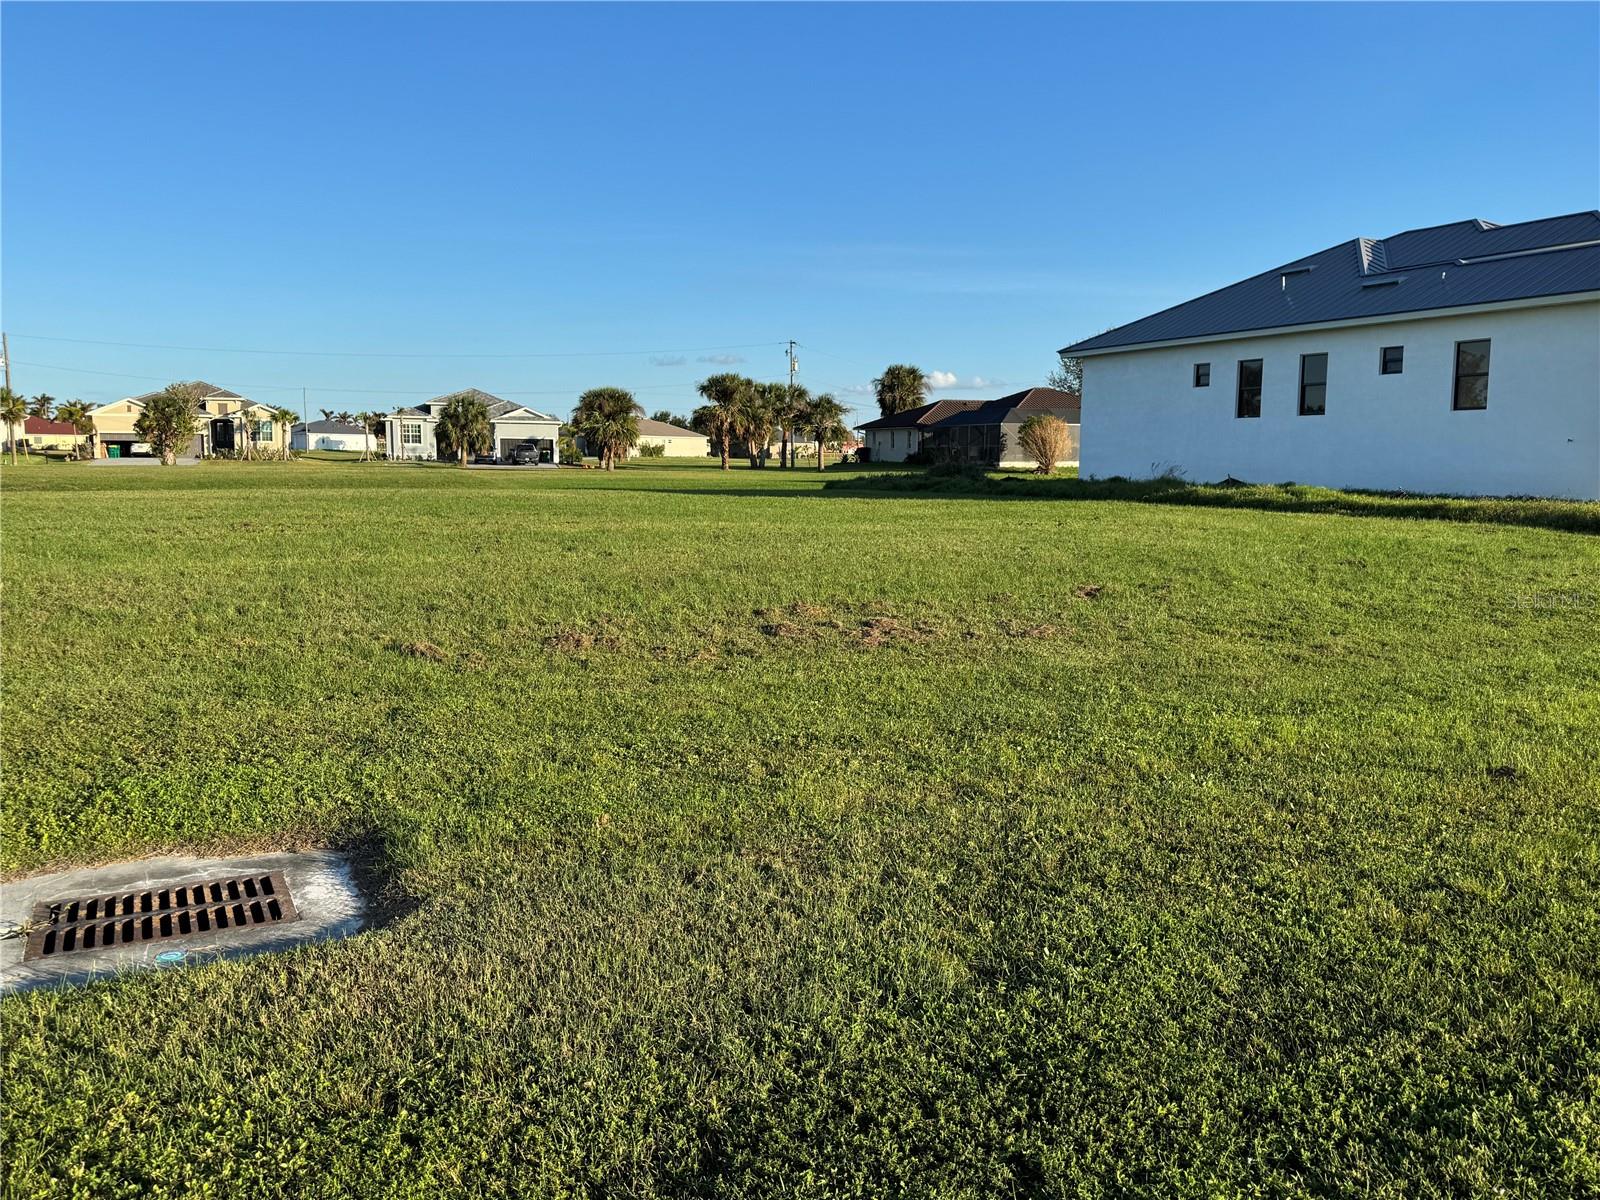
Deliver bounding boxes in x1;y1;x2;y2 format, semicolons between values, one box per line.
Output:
1357;238;1389;275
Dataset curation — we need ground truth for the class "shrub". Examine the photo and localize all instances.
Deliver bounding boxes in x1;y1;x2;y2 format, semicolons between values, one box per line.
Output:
635;442;667;458
1017;414;1071;474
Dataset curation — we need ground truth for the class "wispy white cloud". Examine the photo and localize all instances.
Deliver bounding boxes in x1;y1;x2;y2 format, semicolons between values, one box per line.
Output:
925;371;1004;392
698;353;745;365
650;354;687;367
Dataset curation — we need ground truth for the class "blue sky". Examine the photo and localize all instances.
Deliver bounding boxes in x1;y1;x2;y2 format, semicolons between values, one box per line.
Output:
2;2;1595;424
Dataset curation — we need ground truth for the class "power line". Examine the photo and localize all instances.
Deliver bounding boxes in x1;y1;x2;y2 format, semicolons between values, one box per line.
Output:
8;333;789;360
11;359;788;399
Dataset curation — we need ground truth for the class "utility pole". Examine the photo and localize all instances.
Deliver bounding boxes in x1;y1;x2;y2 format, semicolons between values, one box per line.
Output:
786;339;798;468
2;331;11;393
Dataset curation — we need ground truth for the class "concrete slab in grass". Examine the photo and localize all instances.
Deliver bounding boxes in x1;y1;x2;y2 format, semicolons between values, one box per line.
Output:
0;850;365;996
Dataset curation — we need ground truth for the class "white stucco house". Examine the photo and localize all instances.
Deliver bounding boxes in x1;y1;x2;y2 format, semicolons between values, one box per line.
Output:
291;419;372;453
631;418;709;457
856;400;983;463
383;389;562;463
1060;211;1600;500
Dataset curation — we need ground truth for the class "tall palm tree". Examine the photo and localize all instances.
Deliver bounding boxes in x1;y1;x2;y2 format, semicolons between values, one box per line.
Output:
873;364;929;417
434;392;492;466
275;408;300;459
803;393;850;471
773;383;810;468
28;393;56;420
693;373;752;470
571;387;641;470
1;387;27;464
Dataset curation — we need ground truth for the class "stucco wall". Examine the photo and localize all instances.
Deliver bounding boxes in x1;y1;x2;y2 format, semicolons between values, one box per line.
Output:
633;434;709;457
1078;299;1600;499
863;428;921;462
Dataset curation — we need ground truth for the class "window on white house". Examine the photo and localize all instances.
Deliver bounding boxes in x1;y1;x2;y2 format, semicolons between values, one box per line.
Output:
1380;346;1404;375
1453;340;1490;410
1236;359;1262;418
1298;353;1327;416
1194;363;1210;387
402;422;423;445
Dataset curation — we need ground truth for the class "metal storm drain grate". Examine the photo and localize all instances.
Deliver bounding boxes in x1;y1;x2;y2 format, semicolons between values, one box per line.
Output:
22;871;299;962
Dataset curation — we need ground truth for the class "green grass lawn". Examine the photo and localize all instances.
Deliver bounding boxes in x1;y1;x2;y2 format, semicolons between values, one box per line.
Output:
3;459;1597;1198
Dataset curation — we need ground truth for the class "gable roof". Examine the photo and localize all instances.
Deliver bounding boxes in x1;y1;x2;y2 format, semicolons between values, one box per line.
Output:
856;400;984;431
411;389;558;423
637;418;703;437
126;380;245;405
294;419;367;434
1060;210;1600;355
932;387;1081;428
23;416;79;435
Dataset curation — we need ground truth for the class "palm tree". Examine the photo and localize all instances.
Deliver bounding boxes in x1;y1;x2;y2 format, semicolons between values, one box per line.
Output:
434;392;492;466
28;393;56;420
358;412;385;461
773;383;810;468
56;400;96;459
803;393;850;471
1;387;27;464
873;364;929;417
693;373;752;470
320;408;337;423
275;408;300;459
571;387;641;470
743;381;788;468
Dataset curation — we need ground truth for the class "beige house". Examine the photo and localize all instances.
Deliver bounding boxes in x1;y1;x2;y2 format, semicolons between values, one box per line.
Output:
631;418;709;457
90;381;289;458
16;417;87;452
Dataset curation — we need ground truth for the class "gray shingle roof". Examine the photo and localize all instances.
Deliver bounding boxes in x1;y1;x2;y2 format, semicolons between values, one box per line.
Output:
1061;211;1600;355
128;380;244;404
294;420;367;434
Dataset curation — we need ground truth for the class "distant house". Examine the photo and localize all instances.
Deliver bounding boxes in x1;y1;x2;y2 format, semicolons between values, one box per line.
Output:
1059;211;1600;499
292;419;372;453
631;418;709;458
922;387;1080;468
88;381;286;458
383;389;562;463
855;400;983;463
17;416;85;452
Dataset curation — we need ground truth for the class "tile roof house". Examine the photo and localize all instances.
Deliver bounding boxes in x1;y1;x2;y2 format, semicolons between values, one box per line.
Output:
383;389;563;463
922;388;1081;468
1059;212;1600;499
856;400;984;463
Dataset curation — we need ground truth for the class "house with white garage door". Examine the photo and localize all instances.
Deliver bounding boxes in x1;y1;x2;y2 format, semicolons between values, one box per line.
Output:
1059;211;1600;500
383;389;562;463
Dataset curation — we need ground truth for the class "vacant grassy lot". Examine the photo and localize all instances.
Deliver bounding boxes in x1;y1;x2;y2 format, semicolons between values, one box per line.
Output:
3;459;1597;1198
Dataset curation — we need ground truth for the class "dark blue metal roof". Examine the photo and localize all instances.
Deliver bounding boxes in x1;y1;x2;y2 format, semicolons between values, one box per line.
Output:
1060;211;1600;355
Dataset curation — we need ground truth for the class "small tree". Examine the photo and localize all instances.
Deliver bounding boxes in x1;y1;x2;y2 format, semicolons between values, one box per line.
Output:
57;400;97;458
359;411;385;461
1017;413;1071;474
0;387;26;464
275;408;300;459
134;382;202;465
873;364;929;417
1046;355;1082;396
434;392;492;466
